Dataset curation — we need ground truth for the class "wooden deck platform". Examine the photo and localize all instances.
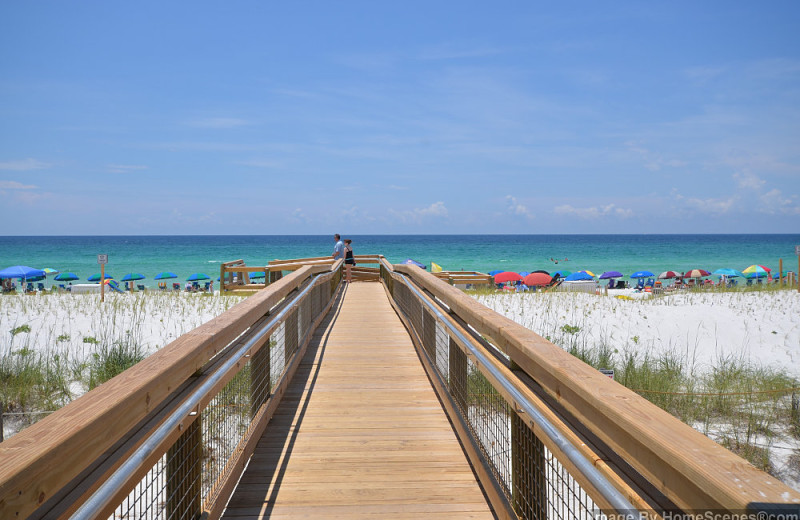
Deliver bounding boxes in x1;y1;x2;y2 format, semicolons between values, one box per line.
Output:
222;282;495;519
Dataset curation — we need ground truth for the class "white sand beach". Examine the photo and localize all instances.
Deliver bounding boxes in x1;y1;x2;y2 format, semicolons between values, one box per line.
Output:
475;288;800;378
1;291;245;367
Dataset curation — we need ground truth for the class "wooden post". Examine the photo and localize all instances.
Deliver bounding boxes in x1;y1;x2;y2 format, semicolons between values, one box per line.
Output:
0;401;4;443
100;263;105;303
251;339;271;418
448;337;467;414
166;417;202;519
511;360;547;520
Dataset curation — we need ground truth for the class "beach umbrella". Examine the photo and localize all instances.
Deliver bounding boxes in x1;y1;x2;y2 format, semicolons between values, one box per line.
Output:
249;272;266;279
41;268;59;275
522;272;552;286
630;270;655;279
493;271;522;283
532;269;550;275
121;273;146;281
658;271;682;279
187;273;211;281
599;271;623;280
0;265;46;279
578;270;597;277
551;270;572;278
518;271;531;277
154;272;178;280
400;259;426;269
744;272;768;280
54;272;79;282
88;273;114;282
564;272;594;282
683;269;710;278
712;268;745;278
742;265;770;276
488;269;503;276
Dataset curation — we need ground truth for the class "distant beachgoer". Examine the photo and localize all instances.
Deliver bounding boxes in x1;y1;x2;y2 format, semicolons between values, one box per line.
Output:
185;281;192;292
332;234;344;260
344;239;355;283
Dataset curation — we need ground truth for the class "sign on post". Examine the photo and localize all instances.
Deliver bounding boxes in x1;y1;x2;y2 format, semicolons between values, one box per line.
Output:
599;368;615;380
98;254;108;302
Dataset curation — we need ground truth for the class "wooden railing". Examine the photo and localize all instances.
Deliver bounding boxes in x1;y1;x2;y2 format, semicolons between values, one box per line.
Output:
0;260;343;519
379;258;800;516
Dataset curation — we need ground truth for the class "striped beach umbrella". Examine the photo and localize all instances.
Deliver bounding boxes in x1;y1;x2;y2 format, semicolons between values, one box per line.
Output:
657;271;682;279
683;269;710;278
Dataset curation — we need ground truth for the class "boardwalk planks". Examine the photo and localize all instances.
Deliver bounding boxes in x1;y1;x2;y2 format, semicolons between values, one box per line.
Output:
222;282;494;519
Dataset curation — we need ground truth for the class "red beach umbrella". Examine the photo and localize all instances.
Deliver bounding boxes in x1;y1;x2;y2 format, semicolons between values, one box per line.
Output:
493;271;523;283
522;272;553;286
684;269;710;278
658;271;682;279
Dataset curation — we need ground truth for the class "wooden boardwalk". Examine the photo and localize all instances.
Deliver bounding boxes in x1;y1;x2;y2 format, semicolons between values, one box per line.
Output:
222;282;495;519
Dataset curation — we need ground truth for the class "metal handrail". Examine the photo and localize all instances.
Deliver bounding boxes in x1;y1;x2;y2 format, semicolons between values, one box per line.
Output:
396;273;636;514
72;275;324;519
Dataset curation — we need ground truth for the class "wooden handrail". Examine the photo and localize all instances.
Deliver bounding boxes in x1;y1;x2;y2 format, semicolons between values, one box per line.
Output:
0;266;323;519
393;264;800;509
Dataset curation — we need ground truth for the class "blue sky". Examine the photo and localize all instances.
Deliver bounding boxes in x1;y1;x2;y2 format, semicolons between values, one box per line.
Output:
1;2;799;234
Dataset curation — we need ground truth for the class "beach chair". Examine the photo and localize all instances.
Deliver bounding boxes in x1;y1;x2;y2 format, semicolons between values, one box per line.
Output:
26;282;35;293
172;282;180;291
37;282;45;291
203;282;211;292
137;284;146;291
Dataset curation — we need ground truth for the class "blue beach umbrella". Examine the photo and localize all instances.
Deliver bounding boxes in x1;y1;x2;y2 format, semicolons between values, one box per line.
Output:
154;272;178;280
187;273;211;281
599;271;624;279
551;270;572;278
121;273;146;281
630;270;655;279
488;270;503;276
0;265;46;279
712;268;745;278
88;273;113;282
401;259;426;269
248;272;266;279
518;271;531;277
54;272;79;282
41;268;59;275
564;272;594;282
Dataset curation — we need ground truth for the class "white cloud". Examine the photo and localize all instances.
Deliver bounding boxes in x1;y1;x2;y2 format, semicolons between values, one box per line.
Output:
734;171;766;190
505;195;534;219
759;189;800;215
625;142;687;171
389;201;448;224
0;159;51;171
107;164;148;174
553;203;632;219
679;195;738;215
0;180;37;190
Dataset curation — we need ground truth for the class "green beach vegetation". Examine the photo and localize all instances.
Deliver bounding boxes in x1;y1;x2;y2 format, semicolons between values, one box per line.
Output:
1;291;244;436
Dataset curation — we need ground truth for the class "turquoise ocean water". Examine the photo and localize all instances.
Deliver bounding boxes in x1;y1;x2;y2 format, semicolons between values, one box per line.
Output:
1;235;798;287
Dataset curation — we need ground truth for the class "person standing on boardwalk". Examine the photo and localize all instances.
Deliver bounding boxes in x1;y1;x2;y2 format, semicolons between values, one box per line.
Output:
332;234;344;261
344;239;355;283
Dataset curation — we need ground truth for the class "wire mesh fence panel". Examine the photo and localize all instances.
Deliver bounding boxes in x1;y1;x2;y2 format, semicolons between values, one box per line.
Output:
112;455;167;520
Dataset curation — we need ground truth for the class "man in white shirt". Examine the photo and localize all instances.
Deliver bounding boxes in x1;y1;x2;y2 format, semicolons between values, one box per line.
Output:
332;234;344;260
